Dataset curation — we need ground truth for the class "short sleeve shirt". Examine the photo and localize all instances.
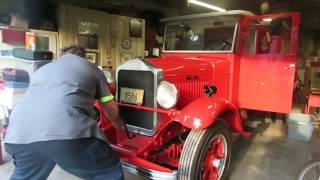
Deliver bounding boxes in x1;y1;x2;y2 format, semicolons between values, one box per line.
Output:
4;54;113;144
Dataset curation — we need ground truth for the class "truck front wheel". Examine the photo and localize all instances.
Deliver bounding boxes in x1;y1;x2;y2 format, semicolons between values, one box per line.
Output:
178;121;231;180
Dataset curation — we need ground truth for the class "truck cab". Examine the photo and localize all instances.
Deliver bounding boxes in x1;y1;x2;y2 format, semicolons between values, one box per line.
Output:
97;10;300;180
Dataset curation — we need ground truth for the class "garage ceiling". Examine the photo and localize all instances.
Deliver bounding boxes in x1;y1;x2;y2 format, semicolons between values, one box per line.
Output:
32;0;320;35
153;0;320;33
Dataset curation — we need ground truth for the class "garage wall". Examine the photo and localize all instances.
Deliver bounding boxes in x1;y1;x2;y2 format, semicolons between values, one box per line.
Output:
109;14;145;68
57;5;110;68
57;5;145;70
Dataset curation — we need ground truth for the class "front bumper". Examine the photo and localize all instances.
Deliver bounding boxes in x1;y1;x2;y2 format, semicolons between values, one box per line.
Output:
121;161;177;180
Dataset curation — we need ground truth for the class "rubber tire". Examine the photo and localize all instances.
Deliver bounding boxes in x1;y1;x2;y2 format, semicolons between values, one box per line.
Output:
296;159;320;180
178;120;232;180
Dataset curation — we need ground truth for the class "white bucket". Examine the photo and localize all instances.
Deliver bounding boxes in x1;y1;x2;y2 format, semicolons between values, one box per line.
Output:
287;113;316;142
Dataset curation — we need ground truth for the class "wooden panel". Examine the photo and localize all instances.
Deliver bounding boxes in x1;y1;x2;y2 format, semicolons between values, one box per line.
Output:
58;5;145;70
30;29;59;59
110;14;145;68
57;5;110;67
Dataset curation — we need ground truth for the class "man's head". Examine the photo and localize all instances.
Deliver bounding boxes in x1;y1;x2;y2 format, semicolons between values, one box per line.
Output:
60;45;86;58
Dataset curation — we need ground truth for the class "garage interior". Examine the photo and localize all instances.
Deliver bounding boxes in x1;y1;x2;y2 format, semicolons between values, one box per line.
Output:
0;0;320;180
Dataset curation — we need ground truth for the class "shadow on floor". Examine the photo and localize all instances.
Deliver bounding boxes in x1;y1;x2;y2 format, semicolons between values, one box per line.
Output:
227;115;319;180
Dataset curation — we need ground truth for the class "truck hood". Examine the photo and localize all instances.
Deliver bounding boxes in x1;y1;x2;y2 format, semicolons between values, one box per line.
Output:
146;55;231;108
146;56;230;78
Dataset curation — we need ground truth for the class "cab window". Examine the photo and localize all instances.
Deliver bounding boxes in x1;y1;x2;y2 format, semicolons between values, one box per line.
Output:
244;17;292;55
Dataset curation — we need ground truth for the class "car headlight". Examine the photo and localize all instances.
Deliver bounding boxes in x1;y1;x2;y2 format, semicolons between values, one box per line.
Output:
156;81;178;109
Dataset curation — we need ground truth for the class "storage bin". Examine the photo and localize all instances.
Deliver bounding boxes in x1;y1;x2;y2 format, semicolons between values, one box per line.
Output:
4;81;29;88
0;81;28;109
2;68;29;82
0;49;13;56
13;48;53;60
287;113;316;142
16;58;51;75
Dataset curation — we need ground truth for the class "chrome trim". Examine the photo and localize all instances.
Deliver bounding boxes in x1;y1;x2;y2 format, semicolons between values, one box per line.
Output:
162;26;167;55
116;59;163;136
156;81;179;109
160;10;254;22
230;22;239;52
254;29;258;53
121;161;177;180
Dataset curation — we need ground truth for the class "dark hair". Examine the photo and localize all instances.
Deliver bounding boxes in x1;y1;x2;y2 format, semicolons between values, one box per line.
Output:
60;45;85;58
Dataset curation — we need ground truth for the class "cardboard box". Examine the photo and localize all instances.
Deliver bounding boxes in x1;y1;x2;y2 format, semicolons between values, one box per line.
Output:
1;29;26;44
10;16;29;29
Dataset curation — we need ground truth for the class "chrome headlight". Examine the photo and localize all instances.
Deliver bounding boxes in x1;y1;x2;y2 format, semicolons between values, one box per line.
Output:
156;81;178;109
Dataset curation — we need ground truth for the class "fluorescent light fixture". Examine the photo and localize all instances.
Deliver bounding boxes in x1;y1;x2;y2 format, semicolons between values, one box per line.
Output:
188;0;226;12
262;18;272;22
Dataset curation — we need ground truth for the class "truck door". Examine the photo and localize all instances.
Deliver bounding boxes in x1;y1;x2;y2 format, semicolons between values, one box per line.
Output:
238;13;300;113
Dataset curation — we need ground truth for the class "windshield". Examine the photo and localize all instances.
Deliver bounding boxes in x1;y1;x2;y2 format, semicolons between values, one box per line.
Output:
164;16;238;52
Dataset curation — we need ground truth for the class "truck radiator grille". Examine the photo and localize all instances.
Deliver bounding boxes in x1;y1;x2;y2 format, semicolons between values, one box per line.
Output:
117;70;155;130
175;81;209;108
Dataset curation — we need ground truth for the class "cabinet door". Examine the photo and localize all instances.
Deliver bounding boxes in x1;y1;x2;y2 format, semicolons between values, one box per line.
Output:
30;30;59;59
58;5;110;67
238;13;300;113
73;11;109;67
110;15;145;68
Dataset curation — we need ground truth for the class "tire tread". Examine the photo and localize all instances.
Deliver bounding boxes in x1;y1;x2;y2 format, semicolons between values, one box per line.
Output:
178;120;231;180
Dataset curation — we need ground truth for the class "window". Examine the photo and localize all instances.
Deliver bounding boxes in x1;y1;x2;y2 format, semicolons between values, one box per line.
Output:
244;17;292;55
164;16;238;52
35;36;50;51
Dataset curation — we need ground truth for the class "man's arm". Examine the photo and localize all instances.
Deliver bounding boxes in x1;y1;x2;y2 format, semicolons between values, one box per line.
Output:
100;100;124;129
94;67;124;129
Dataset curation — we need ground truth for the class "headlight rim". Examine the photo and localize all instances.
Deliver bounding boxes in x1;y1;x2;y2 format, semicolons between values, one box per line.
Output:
156;80;178;109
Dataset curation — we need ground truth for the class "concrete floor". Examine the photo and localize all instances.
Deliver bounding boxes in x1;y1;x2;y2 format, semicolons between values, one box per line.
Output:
1;116;319;180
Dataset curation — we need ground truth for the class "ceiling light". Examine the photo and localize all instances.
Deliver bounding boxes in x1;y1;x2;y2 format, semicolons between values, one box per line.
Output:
262;18;272;22
188;0;226;12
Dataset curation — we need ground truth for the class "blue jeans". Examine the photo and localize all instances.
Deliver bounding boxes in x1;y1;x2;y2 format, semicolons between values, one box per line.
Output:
5;138;124;180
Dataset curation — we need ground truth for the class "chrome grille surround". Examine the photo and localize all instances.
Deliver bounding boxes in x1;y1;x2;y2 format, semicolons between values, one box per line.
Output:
116;59;163;136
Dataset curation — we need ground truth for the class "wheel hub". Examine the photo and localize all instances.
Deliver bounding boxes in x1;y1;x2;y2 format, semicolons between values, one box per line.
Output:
202;134;228;180
212;159;222;168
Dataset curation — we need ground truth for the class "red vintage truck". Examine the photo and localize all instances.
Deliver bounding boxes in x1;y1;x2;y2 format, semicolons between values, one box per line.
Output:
96;10;300;180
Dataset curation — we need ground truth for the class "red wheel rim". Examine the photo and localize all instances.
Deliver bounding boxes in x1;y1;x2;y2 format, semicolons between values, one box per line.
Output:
201;134;228;180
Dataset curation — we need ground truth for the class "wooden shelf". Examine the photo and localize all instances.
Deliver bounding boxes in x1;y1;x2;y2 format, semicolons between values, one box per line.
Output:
85;48;100;53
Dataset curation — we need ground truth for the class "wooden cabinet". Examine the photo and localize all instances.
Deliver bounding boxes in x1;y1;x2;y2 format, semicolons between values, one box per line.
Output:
110;14;145;68
57;5;145;70
29;29;59;59
58;5;110;68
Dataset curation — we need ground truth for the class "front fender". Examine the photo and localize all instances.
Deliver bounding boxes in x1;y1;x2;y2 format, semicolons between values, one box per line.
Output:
172;96;249;137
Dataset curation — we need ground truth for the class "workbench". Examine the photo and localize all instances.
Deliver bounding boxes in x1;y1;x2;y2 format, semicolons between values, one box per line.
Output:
305;90;320;115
